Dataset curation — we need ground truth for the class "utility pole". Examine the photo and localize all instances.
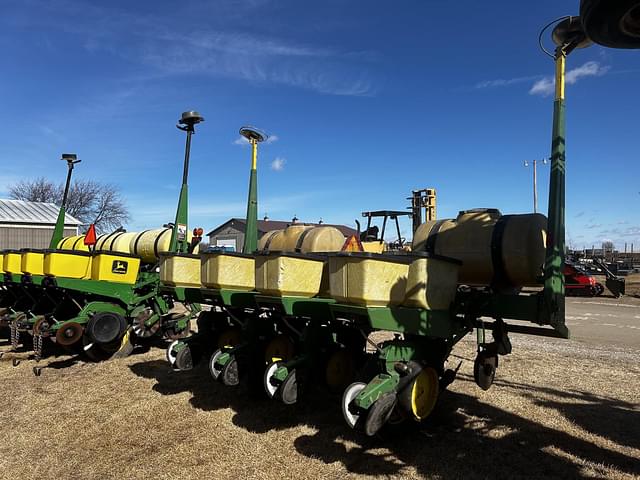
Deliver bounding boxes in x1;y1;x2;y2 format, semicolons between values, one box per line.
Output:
524;158;548;213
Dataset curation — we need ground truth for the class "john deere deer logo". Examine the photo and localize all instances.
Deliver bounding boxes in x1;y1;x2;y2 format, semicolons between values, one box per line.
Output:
111;260;128;275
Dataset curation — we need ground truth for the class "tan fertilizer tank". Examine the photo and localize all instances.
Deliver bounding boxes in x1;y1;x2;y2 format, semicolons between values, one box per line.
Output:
56;235;90;252
129;229;172;263
412;208;547;287
95;231;138;255
258;225;345;253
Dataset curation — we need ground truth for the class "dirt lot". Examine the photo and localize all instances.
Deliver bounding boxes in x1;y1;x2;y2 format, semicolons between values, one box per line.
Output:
1;307;639;480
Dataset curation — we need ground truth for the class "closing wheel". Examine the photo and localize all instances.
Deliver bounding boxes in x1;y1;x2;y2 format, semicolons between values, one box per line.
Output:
209;349;224;381
264;361;282;398
174;344;194;371
342;382;367;429
364;392;398;437
264;335;295;364
217;328;242;350
55;322;83;346
166;340;180;366
132;307;160;338
325;349;356;392
399;367;439;421
220;354;239;386
278;368;298;405
474;351;498;391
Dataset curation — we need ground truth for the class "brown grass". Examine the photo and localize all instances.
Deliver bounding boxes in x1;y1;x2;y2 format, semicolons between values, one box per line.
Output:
1;334;639;480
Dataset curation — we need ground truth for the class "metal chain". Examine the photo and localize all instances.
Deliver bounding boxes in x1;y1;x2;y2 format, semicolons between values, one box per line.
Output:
34;334;43;362
10;319;19;350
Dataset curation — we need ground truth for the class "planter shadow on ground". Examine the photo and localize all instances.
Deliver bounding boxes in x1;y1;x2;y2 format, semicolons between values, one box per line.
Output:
129;359;639;479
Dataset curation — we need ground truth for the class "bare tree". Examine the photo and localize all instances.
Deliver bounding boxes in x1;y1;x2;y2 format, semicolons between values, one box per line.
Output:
9;177;129;233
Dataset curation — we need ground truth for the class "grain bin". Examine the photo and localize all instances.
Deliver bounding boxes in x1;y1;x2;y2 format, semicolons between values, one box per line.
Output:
412;209;547;287
255;252;327;297
159;253;201;288
402;253;461;310
201;251;255;291
328;252;412;307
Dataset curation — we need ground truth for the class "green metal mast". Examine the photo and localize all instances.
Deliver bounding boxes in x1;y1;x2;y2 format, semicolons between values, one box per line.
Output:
239;126;267;254
49;153;81;249
170;111;204;253
543;17;591;335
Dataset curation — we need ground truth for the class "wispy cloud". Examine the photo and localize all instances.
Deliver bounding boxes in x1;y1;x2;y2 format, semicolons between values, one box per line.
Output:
270;157;286;171
474;75;541;89
529;61;610;97
10;0;376;97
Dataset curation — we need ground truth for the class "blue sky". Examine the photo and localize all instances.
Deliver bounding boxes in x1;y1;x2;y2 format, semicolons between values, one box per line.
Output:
0;0;638;250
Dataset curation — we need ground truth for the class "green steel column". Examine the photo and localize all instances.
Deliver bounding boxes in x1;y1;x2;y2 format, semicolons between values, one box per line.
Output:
49;157;77;248
243;140;258;253
543;50;566;335
170;128;193;253
49;206;67;249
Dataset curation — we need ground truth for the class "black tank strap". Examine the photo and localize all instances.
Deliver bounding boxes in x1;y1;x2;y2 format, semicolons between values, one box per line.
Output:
425;220;447;253
294;228;313;252
491;215;512;287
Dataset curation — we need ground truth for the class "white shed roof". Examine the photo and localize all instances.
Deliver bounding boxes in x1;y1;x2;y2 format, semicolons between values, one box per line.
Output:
0;199;82;226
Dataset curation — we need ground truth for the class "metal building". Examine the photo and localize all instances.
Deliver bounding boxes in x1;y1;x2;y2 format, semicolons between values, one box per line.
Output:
0;199;82;249
207;218;357;252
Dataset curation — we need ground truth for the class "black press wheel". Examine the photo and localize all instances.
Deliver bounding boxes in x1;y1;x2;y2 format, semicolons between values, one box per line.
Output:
220;354;240;386
473;351;498;391
278;368;298;405
364;392;398;437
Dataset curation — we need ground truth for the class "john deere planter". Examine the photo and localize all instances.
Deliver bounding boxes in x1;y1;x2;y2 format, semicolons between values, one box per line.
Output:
1;112;205;374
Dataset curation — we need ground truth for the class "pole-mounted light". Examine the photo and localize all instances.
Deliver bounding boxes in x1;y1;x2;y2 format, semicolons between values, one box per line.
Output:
239;126;267;254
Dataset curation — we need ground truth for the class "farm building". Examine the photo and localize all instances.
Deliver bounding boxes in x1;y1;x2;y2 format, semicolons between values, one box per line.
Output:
0;199;82;249
207;217;357;252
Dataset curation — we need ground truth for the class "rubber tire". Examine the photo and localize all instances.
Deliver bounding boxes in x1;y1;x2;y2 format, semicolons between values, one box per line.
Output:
175;345;194;371
278;369;298;405
474;351;497;391
209;349;224;381
364;393;398;437
166;340;180;365
398;367;439;422
342;382;367;429
86;312;126;345
220;355;239;386
264;362;282;398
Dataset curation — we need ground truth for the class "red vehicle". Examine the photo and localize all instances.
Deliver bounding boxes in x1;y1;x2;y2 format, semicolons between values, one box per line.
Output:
564;263;605;297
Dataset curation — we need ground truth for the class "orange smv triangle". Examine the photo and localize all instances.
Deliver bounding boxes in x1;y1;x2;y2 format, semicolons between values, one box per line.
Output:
341;234;364;252
84;224;97;246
